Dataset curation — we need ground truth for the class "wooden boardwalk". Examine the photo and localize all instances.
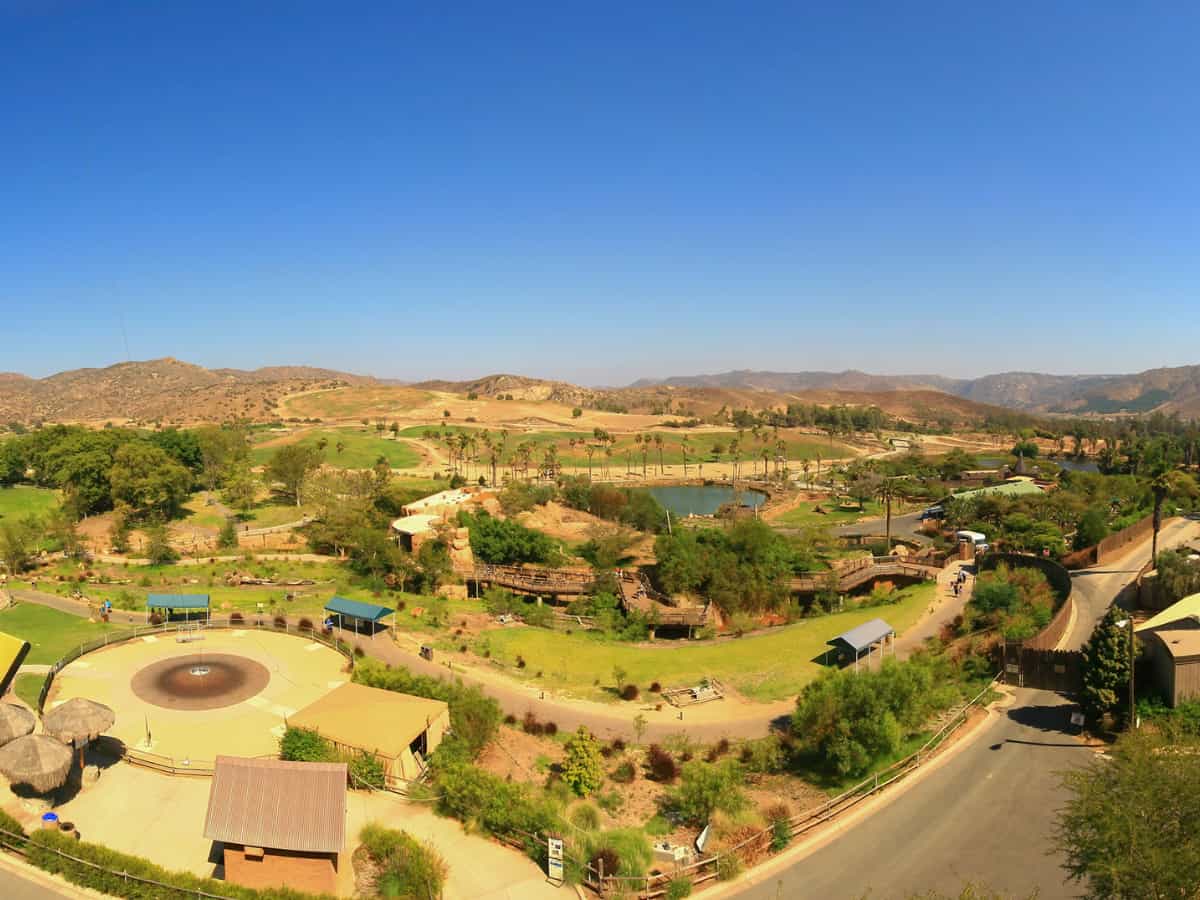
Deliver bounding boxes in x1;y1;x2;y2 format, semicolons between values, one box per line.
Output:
470;564;708;628
790;556;943;594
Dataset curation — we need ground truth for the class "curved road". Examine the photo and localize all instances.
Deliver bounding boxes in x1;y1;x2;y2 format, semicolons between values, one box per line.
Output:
737;688;1091;899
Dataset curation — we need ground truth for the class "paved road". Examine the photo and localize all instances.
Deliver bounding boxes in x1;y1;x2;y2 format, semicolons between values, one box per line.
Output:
833;510;927;542
739;688;1091;900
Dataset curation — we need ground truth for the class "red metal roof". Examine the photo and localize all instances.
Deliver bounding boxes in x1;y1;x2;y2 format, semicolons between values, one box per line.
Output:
203;756;346;854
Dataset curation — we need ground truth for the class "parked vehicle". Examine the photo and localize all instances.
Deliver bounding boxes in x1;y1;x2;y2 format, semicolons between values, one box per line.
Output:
919;505;945;521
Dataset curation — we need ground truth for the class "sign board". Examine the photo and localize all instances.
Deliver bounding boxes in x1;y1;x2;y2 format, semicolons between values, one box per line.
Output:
1054;664;1067;674
695;823;711;854
1005;663;1019;674
547;837;564;884
1070;712;1085;727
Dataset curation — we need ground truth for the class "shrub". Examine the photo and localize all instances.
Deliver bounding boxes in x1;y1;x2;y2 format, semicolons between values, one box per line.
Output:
584;828;652;877
610;737;625;752
716;852;743;881
434;762;558;856
671;759;748;826
280;727;335;763
0;808;27;846
646;744;679;783
562;727;605;797
770;816;791;852
620;684;639;701
273;615;287;629
353;644;365;658
504;713;517;725
522;711;543;735
570;803;602;830
348;752;386;790
650;681;662;693
359;823;447;900
611;760;637;784
25;829;307;900
297;617;313;632
666;877;693;899
543;721;558;736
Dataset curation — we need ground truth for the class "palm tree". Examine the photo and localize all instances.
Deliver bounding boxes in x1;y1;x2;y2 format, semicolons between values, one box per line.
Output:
584;442;597;481
1150;467;1177;564
640;434;650;478
681;435;690;478
604;445;613;479
874;477;900;553
335;440;345;456
801;459;811;486
316;437;328;455
654;434;665;474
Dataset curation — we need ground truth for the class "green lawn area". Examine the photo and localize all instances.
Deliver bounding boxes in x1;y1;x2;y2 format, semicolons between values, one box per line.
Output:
12;673;42;709
0;485;59;522
399;425;854;470
251;428;420;469
773;498;885;529
0;604;118;665
481;582;936;703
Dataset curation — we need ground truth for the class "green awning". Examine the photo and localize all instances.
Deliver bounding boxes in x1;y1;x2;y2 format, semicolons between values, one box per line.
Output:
146;594;210;610
324;596;394;622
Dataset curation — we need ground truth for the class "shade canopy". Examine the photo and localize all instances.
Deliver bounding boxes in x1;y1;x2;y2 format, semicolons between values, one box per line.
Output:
324;596;394;622
0;734;73;793
0;631;31;697
146;594;210;610
43;697;115;748
0;704;36;746
827;618;895;655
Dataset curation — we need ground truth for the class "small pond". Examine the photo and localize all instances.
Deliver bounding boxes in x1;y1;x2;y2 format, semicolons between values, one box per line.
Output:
647;485;768;517
976;456;1099;473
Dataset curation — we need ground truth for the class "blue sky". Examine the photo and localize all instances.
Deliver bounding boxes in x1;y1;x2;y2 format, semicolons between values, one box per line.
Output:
3;2;1200;384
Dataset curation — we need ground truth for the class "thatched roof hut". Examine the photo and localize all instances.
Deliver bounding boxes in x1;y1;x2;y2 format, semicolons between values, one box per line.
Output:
0;704;36;746
0;734;73;793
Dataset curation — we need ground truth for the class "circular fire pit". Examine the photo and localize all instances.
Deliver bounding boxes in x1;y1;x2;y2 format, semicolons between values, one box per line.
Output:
130;654;270;711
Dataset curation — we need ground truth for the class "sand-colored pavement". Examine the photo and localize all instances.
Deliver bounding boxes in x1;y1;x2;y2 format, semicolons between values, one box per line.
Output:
48;630;349;761
3;763;560;900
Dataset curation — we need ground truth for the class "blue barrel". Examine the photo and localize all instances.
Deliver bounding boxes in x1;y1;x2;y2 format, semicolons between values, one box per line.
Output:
41;812;59;829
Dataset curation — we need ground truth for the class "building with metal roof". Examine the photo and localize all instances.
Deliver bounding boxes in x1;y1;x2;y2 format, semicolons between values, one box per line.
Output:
826;617;896;671
951;480;1044;501
204;756;347;894
287;682;449;782
1138;592;1200;707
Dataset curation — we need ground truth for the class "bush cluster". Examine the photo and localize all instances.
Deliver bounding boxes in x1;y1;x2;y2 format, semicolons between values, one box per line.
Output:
358;823;447;900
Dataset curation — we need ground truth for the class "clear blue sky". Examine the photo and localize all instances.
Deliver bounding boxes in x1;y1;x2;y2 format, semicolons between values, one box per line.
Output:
4;2;1200;384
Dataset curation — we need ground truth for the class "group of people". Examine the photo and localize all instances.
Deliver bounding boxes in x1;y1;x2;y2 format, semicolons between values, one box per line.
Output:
951;566;972;597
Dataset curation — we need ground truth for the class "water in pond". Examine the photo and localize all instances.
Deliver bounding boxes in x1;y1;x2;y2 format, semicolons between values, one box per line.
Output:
976;456;1098;473
647;485;767;517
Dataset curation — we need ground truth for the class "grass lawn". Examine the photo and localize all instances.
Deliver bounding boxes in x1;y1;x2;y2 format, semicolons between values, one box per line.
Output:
0;485;59;522
12;673;42;709
0;604;118;665
400;425;855;470
280;386;434;419
772;499;885;528
251;428;421;469
481;581;936;703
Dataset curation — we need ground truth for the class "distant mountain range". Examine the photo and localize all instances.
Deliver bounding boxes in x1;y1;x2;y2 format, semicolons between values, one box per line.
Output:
630;366;1200;416
0;358;369;425
4;358;1200;426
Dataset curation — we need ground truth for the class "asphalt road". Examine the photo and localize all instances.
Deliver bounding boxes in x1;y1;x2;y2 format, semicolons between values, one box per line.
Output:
833;510;927;542
738;688;1092;900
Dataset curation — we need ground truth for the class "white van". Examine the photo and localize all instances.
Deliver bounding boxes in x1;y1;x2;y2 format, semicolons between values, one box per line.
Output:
956;530;989;552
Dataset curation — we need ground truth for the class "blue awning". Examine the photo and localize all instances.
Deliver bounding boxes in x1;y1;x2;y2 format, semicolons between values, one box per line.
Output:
324;596;394;622
827;618;895;654
146;594;210;609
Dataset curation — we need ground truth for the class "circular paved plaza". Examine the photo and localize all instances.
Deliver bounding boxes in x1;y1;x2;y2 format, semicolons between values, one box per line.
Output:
48;629;348;762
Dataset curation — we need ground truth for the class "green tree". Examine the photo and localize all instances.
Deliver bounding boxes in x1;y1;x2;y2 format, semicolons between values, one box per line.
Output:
0;517;38;574
108;504;132;553
220;463;258;517
217;518;239;550
109;442;192;519
562;727;605;797
143;520;179;565
1056;729;1200;899
1073;507;1108;550
1079;607;1132;722
671;759;747;826
266;444;323;506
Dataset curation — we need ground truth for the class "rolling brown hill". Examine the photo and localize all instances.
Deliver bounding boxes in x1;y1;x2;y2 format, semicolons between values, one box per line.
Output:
0;358;373;425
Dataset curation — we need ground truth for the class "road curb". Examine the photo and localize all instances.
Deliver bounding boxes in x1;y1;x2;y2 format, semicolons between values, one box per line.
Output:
698;696;1001;898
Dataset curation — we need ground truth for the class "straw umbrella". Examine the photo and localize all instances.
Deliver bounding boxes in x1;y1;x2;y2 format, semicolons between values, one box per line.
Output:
0;734;73;794
43;698;115;767
0;704;36;746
